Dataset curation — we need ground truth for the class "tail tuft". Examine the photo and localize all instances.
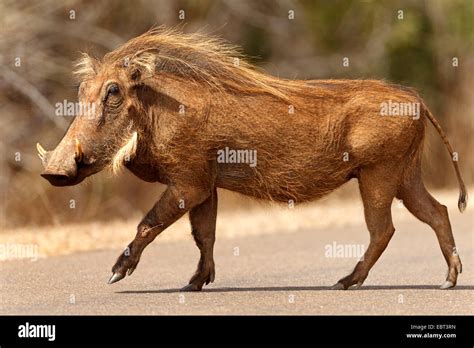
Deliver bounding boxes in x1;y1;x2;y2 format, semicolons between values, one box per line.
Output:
458;187;468;213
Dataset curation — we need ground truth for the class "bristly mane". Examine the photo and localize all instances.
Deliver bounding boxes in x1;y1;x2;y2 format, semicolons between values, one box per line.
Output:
74;27;308;101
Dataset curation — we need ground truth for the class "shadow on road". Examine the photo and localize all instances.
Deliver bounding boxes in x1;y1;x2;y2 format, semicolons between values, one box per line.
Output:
118;284;474;294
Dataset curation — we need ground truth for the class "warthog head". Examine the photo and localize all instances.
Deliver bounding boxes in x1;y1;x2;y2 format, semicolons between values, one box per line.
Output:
38;52;144;186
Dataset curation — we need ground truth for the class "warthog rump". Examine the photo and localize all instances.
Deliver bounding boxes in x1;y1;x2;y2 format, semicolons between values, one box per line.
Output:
38;27;467;290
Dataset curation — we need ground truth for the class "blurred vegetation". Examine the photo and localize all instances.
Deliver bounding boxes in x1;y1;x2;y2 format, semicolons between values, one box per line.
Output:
0;0;473;228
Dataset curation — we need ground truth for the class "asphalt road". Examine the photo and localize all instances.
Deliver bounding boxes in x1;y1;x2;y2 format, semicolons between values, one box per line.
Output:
1;212;472;315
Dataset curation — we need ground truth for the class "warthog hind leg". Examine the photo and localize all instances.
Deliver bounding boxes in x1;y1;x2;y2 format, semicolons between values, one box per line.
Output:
332;163;400;290
397;172;462;289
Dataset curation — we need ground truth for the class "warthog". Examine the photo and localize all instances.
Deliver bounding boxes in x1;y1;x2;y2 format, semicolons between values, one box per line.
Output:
38;28;467;290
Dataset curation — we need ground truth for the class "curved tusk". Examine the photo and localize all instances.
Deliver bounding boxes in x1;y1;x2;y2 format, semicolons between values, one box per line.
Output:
36;143;46;160
36;143;46;155
75;138;83;162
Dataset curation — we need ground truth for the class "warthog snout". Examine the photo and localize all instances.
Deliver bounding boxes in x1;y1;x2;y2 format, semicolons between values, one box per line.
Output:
41;169;74;186
38;139;82;186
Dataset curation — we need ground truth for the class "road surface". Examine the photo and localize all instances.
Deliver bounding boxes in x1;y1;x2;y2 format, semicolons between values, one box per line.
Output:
1;212;472;315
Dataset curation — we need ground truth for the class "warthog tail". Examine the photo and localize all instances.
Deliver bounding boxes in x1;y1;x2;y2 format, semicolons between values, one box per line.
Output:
423;105;467;213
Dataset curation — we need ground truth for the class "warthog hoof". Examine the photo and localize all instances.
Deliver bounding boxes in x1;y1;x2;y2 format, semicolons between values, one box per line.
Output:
331;282;345;290
180;283;202;292
108;247;140;284
440;280;455;289
108;272;125;284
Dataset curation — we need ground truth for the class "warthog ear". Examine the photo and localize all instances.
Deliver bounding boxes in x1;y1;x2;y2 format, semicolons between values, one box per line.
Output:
73;53;100;81
125;51;156;82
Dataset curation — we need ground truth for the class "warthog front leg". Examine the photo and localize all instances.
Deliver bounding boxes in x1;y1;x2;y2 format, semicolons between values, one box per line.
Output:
108;185;211;284
181;188;218;292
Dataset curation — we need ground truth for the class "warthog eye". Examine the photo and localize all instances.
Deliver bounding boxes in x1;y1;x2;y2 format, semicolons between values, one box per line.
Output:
107;83;120;97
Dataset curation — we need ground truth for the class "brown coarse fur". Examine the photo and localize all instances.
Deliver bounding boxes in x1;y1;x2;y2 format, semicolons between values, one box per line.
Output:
39;27;467;290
